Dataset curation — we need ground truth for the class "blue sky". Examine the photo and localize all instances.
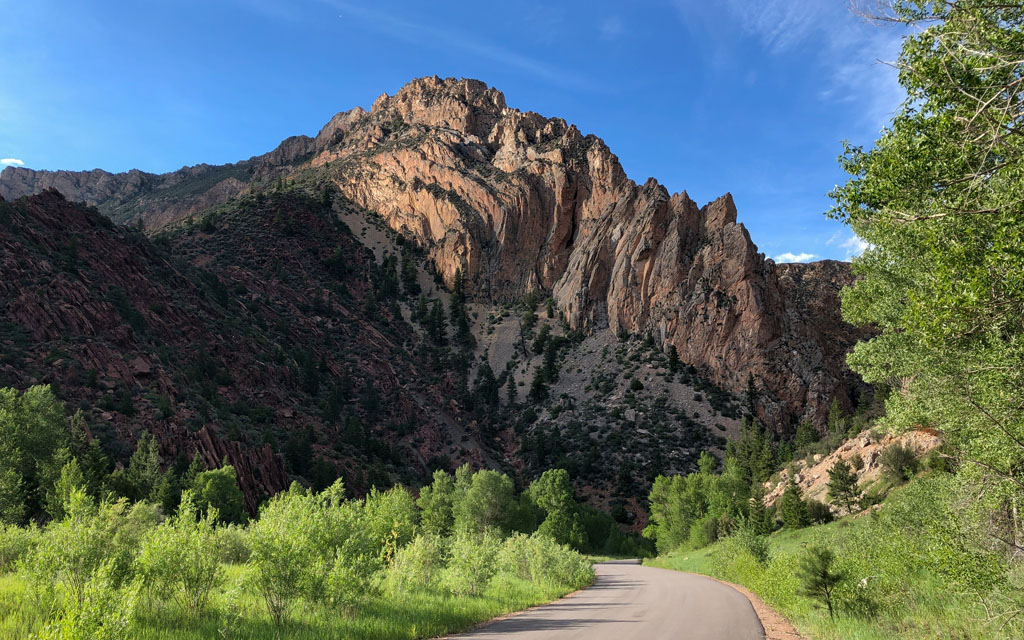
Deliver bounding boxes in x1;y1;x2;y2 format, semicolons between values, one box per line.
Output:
0;0;906;262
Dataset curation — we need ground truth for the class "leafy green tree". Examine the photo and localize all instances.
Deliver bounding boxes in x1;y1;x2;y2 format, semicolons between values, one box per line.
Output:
0;385;70;523
796;545;847;619
191;465;245;524
417;469;455;536
529;469;587;549
779;480;809;529
453;468;515;534
827;459;860;514
828;2;1024;546
46;457;87;520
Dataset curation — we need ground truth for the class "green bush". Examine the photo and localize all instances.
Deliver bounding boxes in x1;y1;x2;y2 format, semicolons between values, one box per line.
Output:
213;523;250;564
497;533;593;589
879;443;919;485
442;531;499;596
36;560;139;640
384;534;446;595
22;491;155;606
0;522;40;573
137;494;222;614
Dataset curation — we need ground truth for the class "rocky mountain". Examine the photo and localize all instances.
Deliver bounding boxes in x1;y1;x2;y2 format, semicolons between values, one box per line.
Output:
0;77;869;516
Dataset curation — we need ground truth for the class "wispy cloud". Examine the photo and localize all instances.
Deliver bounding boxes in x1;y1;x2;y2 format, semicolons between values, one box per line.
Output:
839;233;869;259
600;16;623;41
1;158;24;166
322;1;590;89
774;251;817;263
673;0;905;133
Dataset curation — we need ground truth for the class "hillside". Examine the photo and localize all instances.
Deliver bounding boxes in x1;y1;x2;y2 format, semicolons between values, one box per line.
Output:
0;77;870;518
0;77;868;430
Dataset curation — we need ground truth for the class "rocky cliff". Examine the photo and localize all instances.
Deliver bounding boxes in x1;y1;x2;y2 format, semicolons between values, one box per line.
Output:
0;76;867;431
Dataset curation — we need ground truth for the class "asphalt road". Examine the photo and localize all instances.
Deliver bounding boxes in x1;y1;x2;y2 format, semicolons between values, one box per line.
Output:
449;560;765;640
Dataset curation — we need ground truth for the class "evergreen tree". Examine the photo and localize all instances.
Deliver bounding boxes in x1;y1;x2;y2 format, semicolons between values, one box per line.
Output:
796;545;846;619
794;419;820;451
401;253;420;297
667;344;680;374
427;299;447;345
413;293;428;324
826;459;860;514
126;431;162;502
506;371;517;406
474;362;499;409
745;373;758;419
748;482;774;536
780;479;809;529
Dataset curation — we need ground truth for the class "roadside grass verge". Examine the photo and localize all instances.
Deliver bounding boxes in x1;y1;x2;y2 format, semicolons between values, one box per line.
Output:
646;476;1024;639
0;564;590;640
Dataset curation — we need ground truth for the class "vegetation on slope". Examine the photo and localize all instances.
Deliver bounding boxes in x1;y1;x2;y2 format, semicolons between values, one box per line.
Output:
0;388;597;638
647;2;1024;638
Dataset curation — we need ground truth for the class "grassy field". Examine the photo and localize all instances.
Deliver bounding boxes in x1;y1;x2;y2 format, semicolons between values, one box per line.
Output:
0;564;587;640
645;483;1021;640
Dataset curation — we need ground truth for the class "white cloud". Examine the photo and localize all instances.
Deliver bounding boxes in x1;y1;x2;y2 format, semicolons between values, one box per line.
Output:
840;233;869;258
774;251;817;263
1;158;24;166
600;16;623;40
673;0;906;133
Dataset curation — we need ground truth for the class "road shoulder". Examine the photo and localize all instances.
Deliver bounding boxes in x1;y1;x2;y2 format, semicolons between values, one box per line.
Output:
703;575;803;640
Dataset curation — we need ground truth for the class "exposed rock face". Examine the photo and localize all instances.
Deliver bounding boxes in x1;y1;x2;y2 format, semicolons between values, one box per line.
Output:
313;77;866;428
764;428;942;514
0;76;867;430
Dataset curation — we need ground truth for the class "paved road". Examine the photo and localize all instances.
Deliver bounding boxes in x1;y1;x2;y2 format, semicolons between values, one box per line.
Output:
449;560;765;640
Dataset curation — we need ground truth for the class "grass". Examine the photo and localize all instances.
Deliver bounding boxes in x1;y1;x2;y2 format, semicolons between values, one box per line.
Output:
644;502;1020;640
0;563;588;640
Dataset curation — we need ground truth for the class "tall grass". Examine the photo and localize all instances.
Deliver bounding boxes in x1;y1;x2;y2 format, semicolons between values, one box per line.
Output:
647;474;1024;640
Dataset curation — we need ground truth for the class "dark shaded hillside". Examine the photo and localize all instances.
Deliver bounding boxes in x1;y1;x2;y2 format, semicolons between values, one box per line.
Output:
0;188;487;511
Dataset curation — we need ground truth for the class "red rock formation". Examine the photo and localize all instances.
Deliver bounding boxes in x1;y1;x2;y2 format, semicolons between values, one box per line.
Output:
0;77;868;430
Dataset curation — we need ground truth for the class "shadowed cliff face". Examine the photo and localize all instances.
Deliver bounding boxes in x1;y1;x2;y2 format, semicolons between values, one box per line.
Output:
0;76;868;429
311;77;868;428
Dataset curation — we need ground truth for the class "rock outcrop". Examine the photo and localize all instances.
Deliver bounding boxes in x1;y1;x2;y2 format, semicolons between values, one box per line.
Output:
313;77;867;428
764;428;942;513
0;76;868;430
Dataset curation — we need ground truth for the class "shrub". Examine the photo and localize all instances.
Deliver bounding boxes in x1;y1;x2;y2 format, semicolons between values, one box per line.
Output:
806;499;834;525
735;526;770;565
214;524;251;564
442;531;500;596
497;533;593;589
384;534;447;595
0;523;40;574
23;491;153;605
36;560;139;640
137;494;222;614
879;444;919;484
